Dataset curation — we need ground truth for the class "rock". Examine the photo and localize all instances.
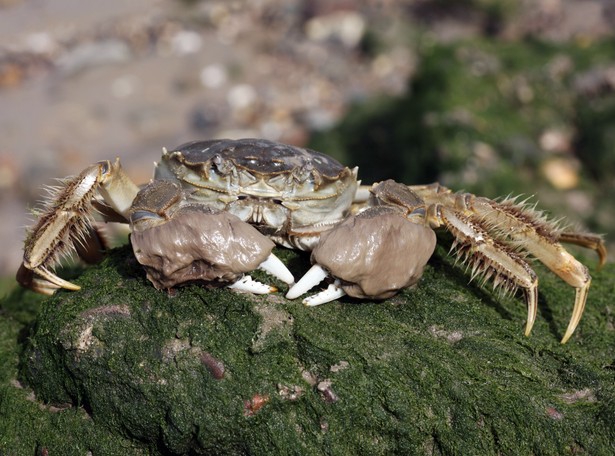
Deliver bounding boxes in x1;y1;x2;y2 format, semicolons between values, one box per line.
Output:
20;245;615;455
56;40;132;76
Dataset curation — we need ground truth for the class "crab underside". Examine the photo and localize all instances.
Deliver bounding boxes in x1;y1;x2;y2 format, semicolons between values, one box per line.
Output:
18;139;607;343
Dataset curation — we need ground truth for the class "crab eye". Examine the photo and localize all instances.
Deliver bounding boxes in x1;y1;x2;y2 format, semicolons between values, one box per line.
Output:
273;199;283;205
98;160;111;175
237;195;248;201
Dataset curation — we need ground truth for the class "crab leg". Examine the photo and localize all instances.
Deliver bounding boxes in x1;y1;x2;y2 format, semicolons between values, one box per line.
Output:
19;159;139;295
427;204;539;337
557;232;607;268
460;197;594;343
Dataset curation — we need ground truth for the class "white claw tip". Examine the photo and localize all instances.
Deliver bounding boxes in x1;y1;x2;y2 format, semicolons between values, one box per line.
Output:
228;275;277;294
303;280;346;306
286;264;328;300
258;253;295;285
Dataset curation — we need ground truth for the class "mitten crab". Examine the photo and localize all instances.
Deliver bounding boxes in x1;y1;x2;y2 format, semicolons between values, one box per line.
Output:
18;138;606;343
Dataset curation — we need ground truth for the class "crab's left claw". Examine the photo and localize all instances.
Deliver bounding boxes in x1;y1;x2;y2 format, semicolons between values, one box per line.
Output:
130;180;294;293
287;205;437;305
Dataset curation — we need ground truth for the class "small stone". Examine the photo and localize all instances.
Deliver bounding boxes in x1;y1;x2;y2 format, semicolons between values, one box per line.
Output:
330;361;349;373
305;11;366;48
227;84;258;111
56;40;131;75
541;157;580;190
200;352;225;379
111;75;137;98
317;380;339;403
278;384;304;401
200;63;227;89
558;388;596;404
170;30;202;55
24;32;57;55
243;394;269;417
539;128;572;153
545;406;564;420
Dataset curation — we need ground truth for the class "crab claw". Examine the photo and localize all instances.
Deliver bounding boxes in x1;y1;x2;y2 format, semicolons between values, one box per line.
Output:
286;264;332;301
228;275;277;294
288;206;437;305
258;253;295;286
130;180;294;293
228;252;295;294
303;279;346;306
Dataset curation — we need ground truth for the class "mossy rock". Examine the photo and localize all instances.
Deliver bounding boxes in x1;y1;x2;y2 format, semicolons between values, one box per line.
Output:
18;245;615;455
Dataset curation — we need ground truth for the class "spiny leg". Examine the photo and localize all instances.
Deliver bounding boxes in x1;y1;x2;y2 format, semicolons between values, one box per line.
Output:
19;159;139;295
557;231;607;269
427;204;540;337
455;195;599;343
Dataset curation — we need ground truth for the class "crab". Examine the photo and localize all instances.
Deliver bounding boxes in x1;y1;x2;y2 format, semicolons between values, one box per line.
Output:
17;138;606;343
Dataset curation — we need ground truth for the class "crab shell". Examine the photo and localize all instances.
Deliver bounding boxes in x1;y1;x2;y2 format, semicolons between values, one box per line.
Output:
154;139;359;250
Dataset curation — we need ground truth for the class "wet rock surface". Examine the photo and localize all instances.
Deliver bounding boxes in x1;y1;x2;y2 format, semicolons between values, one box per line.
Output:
17;245;615;455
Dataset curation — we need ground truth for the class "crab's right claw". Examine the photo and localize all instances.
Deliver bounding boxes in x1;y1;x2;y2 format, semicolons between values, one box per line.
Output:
287;206;437;306
286;264;343;305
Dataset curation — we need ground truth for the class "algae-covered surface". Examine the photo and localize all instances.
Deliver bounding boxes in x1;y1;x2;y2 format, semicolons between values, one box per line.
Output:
0;281;147;455
2;244;613;455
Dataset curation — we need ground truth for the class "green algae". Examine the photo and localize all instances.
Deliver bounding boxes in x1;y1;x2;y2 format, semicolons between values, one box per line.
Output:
4;244;612;455
0;286;147;455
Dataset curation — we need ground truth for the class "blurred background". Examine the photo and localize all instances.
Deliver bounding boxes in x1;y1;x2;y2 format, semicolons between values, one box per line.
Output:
1;0;614;284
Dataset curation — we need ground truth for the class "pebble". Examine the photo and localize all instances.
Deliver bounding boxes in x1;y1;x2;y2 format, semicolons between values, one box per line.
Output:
200;63;227;89
541;157;580;190
539;128;572;154
305;11;366;48
56;40;132;75
170;30;202;55
227;83;258;111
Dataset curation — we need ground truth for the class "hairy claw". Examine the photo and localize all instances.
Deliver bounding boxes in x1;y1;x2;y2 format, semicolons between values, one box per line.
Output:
523;285;539;337
17;263;80;295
